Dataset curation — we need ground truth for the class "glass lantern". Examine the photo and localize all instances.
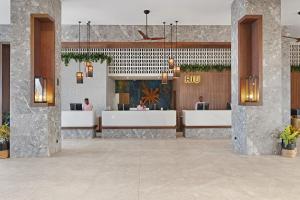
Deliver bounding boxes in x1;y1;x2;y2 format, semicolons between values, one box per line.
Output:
34;76;47;103
173;66;181;78
168;57;175;69
85;61;93;78
241;75;259;103
76;72;84;84
161;71;168;84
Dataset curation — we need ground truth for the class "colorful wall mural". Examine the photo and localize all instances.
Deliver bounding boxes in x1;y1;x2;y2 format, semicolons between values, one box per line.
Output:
115;80;173;109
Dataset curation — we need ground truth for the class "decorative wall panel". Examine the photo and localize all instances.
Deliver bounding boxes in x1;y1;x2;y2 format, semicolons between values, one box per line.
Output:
115;80;172;109
291;44;300;66
62;47;231;79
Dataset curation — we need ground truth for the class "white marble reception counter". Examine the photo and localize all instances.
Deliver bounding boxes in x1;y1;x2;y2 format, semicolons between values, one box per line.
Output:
182;110;231;127
61;111;97;139
101;111;177;138
182;110;232;139
61;111;96;128
102;110;176;128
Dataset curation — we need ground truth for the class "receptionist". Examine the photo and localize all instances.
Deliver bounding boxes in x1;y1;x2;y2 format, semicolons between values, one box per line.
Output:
137;100;146;111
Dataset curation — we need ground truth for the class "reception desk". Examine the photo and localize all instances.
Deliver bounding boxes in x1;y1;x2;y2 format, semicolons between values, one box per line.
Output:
61;111;97;139
102;110;176;139
182;110;232;139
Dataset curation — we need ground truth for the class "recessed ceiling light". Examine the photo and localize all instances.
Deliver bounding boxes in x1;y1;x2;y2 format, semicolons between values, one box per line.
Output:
298;11;300;15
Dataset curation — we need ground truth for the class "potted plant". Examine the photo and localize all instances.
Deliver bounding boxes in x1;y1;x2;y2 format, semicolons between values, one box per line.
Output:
280;125;300;158
0;124;10;159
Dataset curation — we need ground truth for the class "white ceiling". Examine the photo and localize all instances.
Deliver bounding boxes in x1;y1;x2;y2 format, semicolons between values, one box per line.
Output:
0;0;299;25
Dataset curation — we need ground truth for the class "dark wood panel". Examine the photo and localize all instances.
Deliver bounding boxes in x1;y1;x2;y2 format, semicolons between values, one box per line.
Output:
62;42;231;49
174;71;231;112
2;44;10;113
291;72;300;109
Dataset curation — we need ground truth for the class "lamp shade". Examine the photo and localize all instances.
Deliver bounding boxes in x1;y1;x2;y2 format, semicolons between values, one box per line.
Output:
240;75;259;103
34;76;47;103
161;72;168;84
173;66;181;78
76;72;84;84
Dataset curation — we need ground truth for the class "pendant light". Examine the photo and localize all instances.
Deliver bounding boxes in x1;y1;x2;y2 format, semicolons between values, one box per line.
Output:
76;21;83;84
173;20;181;78
168;23;175;69
161;21;168;84
85;21;93;78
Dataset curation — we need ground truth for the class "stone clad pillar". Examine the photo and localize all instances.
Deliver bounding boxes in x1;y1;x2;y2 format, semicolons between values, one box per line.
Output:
231;0;289;155
10;0;61;157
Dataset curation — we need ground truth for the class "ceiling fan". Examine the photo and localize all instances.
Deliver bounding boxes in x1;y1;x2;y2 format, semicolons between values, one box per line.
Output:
282;36;300;42
137;10;165;41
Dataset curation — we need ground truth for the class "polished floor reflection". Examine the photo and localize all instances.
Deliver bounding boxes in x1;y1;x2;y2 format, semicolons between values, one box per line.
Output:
0;138;300;200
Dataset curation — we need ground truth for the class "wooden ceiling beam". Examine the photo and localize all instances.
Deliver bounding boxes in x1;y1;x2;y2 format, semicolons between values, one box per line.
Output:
62;41;231;49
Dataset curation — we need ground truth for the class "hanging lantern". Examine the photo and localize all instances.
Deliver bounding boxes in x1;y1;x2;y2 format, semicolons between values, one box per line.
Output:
76;72;84;84
76;21;83;84
85;61;94;77
34;76;47;103
168;57;175;69
240;75;259;103
86;63;94;77
173;20;180;77
168;23;174;70
161;72;168;84
85;21;93;78
173;66;181;78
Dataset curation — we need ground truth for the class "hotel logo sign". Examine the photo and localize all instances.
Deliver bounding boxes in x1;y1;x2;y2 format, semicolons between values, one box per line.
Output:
184;75;201;84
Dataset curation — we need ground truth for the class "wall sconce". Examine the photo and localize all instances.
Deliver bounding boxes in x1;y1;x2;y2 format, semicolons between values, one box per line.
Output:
241;75;259;103
161;72;168;84
34;76;47;103
85;61;93;77
76;72;84;84
173;66;180;78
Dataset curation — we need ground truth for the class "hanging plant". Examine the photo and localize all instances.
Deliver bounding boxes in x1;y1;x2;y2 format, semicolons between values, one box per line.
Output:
292;65;300;72
61;52;112;66
180;64;231;72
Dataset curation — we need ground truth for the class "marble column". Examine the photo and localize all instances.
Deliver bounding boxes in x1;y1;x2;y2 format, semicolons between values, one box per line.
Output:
231;0;289;155
10;0;62;157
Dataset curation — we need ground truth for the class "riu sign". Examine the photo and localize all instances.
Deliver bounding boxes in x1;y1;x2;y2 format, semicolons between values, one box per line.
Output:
184;75;201;84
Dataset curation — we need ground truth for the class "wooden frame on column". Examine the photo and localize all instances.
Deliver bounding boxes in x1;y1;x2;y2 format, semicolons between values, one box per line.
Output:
238;15;263;106
30;14;55;106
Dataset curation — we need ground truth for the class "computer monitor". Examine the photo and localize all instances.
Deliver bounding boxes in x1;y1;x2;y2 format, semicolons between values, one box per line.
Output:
118;104;130;111
70;103;76;110
124;104;130;110
75;103;83;111
291;109;300;116
197;103;209;110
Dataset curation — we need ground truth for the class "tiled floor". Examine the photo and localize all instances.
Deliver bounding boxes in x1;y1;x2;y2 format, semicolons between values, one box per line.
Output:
1;138;300;200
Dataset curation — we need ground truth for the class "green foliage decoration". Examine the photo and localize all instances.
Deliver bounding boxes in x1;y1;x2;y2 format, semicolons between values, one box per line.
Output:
2;112;9;127
61;52;112;66
0;124;10;142
291;65;300;72
280;125;300;147
180;64;231;72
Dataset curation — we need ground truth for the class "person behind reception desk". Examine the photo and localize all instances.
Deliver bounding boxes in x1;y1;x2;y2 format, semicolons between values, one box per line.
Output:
195;96;209;110
83;98;93;111
137;100;146;111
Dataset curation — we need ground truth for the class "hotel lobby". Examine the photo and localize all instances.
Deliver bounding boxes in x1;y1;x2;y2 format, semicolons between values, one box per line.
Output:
1;0;300;199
